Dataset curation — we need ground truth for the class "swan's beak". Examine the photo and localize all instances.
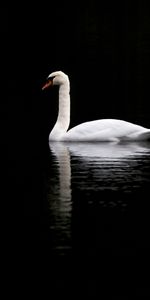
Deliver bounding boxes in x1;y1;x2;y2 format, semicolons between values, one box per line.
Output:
42;79;53;90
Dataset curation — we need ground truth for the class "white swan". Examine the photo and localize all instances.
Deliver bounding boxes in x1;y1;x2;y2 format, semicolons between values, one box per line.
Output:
42;71;150;142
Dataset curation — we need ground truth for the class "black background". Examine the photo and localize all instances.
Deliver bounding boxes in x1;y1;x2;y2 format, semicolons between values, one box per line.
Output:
8;1;150;297
9;1;150;138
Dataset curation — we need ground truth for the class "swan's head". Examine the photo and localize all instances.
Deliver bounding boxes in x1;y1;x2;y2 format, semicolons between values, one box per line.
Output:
42;71;69;90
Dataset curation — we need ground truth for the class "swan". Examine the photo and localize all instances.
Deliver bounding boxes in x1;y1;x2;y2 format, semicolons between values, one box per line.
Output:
42;71;150;142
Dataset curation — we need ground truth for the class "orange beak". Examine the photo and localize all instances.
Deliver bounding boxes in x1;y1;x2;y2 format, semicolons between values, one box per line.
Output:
42;79;53;90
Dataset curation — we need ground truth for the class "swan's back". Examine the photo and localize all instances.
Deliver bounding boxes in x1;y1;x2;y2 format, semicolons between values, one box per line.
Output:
62;119;150;142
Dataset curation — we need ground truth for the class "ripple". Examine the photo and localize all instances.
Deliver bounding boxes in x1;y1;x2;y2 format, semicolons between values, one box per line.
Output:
46;141;150;254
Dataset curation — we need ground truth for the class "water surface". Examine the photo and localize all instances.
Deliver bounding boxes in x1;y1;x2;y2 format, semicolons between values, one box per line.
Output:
45;141;150;256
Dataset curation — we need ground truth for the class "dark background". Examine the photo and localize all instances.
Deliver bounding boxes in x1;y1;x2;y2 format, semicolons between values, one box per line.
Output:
8;1;150;296
9;1;150;138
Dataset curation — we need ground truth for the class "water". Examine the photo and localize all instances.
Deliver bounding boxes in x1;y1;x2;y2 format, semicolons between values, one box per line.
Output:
42;141;150;257
23;140;150;296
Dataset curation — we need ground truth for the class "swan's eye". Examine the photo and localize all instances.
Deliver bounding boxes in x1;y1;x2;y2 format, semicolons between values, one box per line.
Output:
49;76;55;81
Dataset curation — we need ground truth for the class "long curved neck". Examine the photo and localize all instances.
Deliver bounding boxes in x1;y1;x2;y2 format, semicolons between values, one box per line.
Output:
49;80;70;140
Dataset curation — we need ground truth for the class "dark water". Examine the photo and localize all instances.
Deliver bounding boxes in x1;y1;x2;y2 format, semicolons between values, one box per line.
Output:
23;141;150;296
39;142;150;256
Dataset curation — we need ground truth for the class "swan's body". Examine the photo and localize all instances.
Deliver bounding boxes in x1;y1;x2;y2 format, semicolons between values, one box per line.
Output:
42;71;150;142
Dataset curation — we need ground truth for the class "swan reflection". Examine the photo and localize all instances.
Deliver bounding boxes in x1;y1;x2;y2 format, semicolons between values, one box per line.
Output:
48;142;150;254
49;141;150;196
53;142;150;159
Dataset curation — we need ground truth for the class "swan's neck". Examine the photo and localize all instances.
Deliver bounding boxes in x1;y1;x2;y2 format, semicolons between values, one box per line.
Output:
49;80;70;140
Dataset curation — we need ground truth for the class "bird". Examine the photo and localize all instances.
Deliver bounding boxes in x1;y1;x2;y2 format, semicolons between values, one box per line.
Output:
42;71;150;142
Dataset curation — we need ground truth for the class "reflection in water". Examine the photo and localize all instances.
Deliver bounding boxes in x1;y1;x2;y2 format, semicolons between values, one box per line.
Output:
47;143;72;254
48;142;150;255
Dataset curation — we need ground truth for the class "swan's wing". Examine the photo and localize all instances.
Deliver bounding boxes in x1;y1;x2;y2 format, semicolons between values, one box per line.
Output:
65;127;119;142
128;130;150;141
64;119;149;142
